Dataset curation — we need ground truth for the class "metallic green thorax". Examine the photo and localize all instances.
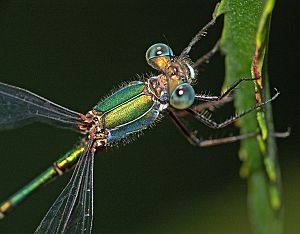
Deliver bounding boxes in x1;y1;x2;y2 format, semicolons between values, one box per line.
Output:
94;81;158;143
95;82;146;113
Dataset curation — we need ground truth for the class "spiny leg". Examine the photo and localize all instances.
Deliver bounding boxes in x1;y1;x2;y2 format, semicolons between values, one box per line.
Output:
180;3;220;57
187;89;280;129
176;96;232;118
195;77;258;102
193;40;220;68
166;108;257;147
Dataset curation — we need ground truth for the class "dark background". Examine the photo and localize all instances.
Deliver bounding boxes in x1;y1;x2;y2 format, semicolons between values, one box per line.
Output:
0;1;299;233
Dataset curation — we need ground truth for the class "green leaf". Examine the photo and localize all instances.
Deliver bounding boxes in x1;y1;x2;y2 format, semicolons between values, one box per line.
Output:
217;0;283;233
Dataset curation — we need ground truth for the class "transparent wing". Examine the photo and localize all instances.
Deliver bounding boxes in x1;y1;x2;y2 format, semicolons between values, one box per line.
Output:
35;138;95;234
66;144;94;233
0;82;82;131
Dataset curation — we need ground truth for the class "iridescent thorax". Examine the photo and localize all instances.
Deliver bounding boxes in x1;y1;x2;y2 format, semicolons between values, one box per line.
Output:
78;43;199;148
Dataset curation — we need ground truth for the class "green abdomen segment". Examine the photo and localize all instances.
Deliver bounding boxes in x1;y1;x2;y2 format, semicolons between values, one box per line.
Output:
95;81;159;143
0;145;84;218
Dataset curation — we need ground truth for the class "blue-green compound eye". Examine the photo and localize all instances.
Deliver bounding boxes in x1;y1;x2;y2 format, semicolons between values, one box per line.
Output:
146;43;174;61
146;43;174;70
170;83;195;110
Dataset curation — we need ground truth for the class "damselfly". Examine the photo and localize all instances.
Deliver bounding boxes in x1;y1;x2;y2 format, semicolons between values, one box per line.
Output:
0;9;279;233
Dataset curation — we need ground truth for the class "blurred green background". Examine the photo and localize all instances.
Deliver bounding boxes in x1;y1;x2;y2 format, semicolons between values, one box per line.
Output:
0;1;299;233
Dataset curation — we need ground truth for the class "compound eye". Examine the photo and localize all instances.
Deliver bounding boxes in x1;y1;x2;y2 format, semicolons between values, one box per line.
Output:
146;43;174;70
170;83;195;110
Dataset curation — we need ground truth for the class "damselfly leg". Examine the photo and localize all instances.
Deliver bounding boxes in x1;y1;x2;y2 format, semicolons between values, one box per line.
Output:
195;78;259;102
188;89;279;129
166;108;258;147
167;90;280;146
193;40;220;68
180;3;219;57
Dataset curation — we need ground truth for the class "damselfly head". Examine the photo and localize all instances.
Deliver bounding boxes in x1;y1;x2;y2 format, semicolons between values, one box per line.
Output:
146;43;197;110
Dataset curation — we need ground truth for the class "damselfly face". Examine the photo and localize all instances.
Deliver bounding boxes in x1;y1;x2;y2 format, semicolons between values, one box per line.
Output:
146;43;197;110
